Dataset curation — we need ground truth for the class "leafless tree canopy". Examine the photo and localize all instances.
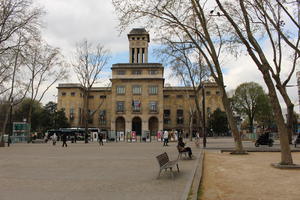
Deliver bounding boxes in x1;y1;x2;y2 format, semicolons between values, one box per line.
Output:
0;0;43;55
0;0;69;144
23;39;68;103
73;40;111;90
72;39;111;142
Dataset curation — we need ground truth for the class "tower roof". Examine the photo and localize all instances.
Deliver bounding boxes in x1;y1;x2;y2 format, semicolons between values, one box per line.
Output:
128;28;150;42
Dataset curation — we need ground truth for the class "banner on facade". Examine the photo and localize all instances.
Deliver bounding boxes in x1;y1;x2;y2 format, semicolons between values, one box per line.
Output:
157;131;162;142
131;131;136;142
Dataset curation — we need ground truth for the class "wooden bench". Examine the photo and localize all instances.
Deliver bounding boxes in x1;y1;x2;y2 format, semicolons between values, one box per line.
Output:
156;152;179;179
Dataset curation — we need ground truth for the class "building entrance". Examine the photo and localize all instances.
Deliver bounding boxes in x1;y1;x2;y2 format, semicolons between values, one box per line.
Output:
116;117;125;133
149;117;158;135
132;117;142;136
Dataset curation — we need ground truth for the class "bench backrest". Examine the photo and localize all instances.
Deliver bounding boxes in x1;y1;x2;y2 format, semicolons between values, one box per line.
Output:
156;152;170;167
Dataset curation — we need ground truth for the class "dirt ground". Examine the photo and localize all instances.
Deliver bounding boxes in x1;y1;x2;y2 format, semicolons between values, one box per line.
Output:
201;151;300;200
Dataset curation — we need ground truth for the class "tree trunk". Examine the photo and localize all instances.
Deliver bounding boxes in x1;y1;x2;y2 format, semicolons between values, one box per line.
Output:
286;104;294;144
220;86;245;153
276;85;294;144
193;92;204;135
249;116;254;134
0;106;10;146
261;71;293;165
84;89;90;143
189;112;193;142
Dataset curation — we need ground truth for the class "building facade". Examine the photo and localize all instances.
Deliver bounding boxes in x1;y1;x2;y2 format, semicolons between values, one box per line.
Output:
57;29;224;137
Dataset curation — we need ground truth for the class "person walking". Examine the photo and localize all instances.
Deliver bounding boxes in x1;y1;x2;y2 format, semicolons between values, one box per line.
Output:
52;133;57;146
195;132;200;148
62;133;67;147
98;132;103;146
163;130;169;146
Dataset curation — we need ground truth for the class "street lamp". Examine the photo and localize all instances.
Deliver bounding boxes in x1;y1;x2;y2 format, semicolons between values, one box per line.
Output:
8;98;13;147
202;85;206;148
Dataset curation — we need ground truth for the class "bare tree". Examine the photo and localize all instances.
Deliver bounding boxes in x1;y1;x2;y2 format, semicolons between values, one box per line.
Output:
157;34;210;142
112;0;246;153
215;0;299;165
0;0;42;55
0;35;31;146
23;39;68;132
0;0;43;96
72;40;110;143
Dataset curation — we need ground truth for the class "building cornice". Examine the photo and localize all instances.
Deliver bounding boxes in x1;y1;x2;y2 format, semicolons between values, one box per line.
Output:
111;63;163;69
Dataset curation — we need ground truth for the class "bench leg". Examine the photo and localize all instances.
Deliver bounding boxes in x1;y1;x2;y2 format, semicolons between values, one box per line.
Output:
170;168;174;179
157;169;161;179
176;164;179;172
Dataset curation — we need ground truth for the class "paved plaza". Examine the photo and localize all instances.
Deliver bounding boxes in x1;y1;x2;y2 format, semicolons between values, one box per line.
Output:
1;137;299;200
0;140;202;200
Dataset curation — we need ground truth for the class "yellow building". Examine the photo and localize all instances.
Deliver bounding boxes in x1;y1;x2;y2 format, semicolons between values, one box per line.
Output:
57;28;223;138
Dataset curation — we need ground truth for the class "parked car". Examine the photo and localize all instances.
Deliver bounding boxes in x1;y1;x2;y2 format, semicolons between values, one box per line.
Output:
255;132;274;147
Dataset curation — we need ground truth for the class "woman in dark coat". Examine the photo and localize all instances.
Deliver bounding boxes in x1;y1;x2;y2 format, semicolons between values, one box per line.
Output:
177;137;193;158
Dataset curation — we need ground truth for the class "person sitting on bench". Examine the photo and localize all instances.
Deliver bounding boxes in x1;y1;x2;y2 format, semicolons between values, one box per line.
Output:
177;137;193;158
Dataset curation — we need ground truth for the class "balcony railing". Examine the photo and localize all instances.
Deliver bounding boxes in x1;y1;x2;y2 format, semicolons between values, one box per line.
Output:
149;110;158;114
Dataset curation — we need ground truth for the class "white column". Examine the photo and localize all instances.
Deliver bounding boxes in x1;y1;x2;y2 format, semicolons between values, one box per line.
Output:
125;119;131;133
134;48;138;63
145;48;148;63
142;117;149;131
129;48;132;63
139;48;143;63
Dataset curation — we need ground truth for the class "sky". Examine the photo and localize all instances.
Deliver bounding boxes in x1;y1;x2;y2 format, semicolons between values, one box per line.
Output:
34;0;299;113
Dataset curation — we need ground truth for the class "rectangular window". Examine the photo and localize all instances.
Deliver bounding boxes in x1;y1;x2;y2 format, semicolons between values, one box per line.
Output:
164;110;171;124
132;100;141;112
177;109;184;124
116;86;125;94
132;70;142;75
193;117;197;124
149;70;158;75
70;108;75;121
149;85;158;95
149;101;157;112
61;92;66;96
164;118;171;124
88;110;93;124
71;92;76;96
176;95;183;98
163;95;170;98
78;108;82;123
164;109;170;117
189;95;195;98
216;91;220;96
117;70;126;75
88;95;94;99
132;85;142;94
100;95;107;99
116;101;124;112
99;110;106;125
206;91;211;96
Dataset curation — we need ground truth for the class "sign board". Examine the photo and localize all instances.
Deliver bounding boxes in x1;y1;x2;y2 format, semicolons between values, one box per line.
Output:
12;122;30;143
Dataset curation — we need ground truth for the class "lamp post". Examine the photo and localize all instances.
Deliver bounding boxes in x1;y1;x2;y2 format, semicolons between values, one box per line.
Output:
202;85;206;148
8;98;13;147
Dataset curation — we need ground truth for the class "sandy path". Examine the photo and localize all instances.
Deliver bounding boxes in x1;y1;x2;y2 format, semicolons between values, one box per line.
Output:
201;151;300;200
